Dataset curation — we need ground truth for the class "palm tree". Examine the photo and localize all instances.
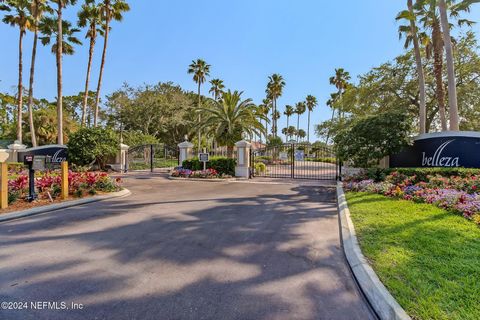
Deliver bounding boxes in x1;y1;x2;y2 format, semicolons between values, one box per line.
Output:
39;15;81;144
297;129;306;142
284;104;294;129
287;126;297;141
272;110;280;136
326;68;350;144
78;0;102;127
198;90;266;158
397;0;427;134
305;95;317;143
188;59;211;151
258;98;271;142
266;73;285;138
94;0;130;127
2;0;31;144
209;78;224;101
295;102;306;142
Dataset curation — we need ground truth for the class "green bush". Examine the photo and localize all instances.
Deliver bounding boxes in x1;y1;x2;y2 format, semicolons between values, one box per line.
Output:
182;157;236;176
255;162;266;174
305;157;337;164
68;127;118;169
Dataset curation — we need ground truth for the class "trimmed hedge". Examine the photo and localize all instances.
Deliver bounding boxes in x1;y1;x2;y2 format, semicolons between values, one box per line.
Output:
182;157;236;176
358;167;480;182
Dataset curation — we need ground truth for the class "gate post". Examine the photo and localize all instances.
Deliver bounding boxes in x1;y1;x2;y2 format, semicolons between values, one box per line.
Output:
235;140;251;178
178;140;194;167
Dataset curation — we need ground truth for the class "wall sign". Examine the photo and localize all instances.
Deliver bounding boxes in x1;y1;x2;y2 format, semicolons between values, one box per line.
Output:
390;132;480;168
19;145;68;165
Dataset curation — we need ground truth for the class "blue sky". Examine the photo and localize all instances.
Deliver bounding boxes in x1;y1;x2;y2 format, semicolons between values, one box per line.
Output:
1;0;480;140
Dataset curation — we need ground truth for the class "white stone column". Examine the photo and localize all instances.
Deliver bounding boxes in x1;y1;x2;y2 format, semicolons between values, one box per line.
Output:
178;140;194;166
7;140;27;163
120;143;129;172
235;140;251;178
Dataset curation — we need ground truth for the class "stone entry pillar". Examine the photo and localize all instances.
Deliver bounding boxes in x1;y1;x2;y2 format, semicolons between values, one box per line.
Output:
178;140;194;166
235;140;251;178
119;143;129;172
7;140;27;162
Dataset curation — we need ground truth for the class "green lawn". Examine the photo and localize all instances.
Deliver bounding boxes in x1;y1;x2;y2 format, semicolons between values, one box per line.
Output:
346;192;480;320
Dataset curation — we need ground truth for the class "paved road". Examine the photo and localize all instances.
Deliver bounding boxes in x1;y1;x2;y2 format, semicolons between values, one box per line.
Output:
0;174;375;320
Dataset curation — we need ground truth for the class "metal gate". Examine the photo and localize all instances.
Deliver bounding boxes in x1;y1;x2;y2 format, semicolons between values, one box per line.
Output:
251;143;339;180
126;144;179;173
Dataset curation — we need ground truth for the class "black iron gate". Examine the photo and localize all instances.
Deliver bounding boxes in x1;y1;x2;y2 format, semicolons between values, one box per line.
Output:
251;143;339;180
126;144;179;173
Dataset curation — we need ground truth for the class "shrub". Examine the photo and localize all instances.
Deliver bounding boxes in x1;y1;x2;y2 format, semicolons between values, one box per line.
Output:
255;162;266;174
182;157;236;176
68;127;118;170
348;168;480;182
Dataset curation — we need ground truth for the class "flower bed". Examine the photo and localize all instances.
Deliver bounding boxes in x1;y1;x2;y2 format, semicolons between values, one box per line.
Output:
6;170;122;207
344;170;480;225
171;168;232;179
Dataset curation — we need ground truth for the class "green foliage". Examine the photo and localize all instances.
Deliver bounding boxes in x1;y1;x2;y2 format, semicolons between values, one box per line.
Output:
347;192;480;320
335;111;413;168
182;157;236;176
67;127;118;169
121;130;158;147
254;162;266;174
266;136;283;148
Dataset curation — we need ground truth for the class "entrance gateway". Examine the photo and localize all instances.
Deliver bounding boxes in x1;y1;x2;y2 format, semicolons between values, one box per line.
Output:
251;142;339;181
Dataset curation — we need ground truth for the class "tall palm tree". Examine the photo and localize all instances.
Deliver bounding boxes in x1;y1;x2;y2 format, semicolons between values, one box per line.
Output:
305;95;317;143
297;129;306;142
397;0;427;134
39;15;81;144
198;90;266;158
258;98;271;142
188;59;211;151
2;0;31;144
94;0;130;127
287;126;297;141
284;104;294;130
78;0;102;127
45;0;78;145
26;0;51;147
208;78;224;101
295;101;306;142
326;69;350;144
266;73;285;138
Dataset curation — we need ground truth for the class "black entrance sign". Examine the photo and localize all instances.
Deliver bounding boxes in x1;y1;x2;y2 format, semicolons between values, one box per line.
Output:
19;145;68;166
390;133;480;168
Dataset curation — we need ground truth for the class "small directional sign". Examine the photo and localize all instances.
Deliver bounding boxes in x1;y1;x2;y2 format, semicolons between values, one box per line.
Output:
199;153;209;162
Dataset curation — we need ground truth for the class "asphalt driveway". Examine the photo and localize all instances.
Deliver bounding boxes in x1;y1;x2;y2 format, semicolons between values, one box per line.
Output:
0;174;375;320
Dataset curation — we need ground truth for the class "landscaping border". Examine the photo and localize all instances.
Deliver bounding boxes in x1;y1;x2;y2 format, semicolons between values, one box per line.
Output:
337;182;411;320
0;188;131;223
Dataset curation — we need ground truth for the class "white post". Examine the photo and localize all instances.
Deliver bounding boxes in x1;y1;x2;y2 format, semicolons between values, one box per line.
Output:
178;140;194;167
120;143;129;172
7;140;27;162
235;140;251;178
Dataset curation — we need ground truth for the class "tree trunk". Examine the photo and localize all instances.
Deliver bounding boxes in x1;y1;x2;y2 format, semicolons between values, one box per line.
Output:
94;15;110;127
227;145;234;159
439;0;459;131
56;4;64;145
408;0;427;135
197;82;201;152
27;23;38;147
432;20;448;131
17;28;24;144
307;110;311;143
265;119;268;142
325;107;335;145
296;114;300;142
82;30;96;127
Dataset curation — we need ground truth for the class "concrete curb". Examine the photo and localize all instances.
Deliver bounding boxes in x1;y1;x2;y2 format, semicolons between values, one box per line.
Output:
0;188;131;223
337;182;411;320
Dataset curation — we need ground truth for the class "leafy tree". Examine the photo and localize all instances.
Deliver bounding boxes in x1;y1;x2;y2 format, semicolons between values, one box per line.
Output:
266;73;285;137
121;130;158;146
266;135;283;148
188;58;211;150
334;111;413;168
305;95;317;142
2;0;31;144
94;0;130;127
198;90;266;158
209;78;224;101
78;0;102;126
67;126;117;169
